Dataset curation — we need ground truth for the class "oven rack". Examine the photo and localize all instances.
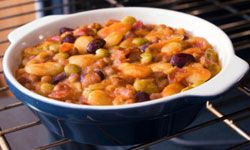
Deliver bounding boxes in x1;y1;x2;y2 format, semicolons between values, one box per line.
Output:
0;0;250;149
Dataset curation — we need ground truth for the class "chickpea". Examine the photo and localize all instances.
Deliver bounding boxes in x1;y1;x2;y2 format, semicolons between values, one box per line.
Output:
53;52;69;61
41;76;52;83
28;74;40;82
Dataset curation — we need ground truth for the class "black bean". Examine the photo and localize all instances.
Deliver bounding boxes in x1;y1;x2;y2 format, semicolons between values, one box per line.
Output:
87;39;106;54
52;72;68;84
170;53;195;68
95;70;105;80
61;34;76;44
135;92;150;102
59;27;74;34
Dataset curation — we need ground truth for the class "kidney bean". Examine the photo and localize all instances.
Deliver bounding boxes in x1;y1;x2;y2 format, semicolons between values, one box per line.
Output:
87;39;106;54
61;34;76;43
135;91;150;102
52;72;68;84
59;27;74;34
170;53;195;68
135;92;150;102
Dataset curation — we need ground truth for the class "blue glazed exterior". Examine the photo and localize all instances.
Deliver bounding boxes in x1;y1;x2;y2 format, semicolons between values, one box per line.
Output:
6;77;203;145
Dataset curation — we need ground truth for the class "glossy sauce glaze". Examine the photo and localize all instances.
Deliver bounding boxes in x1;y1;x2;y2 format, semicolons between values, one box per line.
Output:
16;16;221;105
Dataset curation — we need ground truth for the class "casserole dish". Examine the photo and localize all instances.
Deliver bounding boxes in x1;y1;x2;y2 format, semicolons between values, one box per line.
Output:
3;7;249;145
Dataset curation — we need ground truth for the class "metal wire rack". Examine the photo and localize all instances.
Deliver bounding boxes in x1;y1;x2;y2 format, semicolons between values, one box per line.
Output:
0;0;250;149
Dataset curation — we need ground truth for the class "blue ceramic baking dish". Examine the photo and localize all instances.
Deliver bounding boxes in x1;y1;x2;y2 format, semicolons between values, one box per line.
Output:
3;7;249;146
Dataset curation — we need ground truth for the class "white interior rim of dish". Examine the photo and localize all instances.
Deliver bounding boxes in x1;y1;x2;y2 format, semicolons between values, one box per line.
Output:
3;7;244;110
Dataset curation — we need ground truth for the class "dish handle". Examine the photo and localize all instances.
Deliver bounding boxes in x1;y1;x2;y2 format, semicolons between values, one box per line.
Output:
189;55;249;97
8;15;65;43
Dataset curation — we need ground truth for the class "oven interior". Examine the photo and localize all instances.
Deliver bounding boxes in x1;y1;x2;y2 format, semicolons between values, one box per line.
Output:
0;0;250;150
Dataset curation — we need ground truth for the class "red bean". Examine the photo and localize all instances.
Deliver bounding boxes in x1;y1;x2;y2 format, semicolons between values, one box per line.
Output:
61;34;76;43
135;92;150;102
87;39;106;54
59;27;74;34
170;53;195;68
52;72;67;84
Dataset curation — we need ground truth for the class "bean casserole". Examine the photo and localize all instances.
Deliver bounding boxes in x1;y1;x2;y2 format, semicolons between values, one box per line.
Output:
16;16;221;105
